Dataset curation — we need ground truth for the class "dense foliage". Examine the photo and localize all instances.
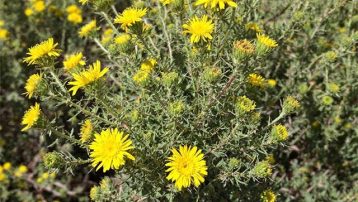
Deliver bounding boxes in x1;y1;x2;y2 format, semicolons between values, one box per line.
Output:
0;0;357;201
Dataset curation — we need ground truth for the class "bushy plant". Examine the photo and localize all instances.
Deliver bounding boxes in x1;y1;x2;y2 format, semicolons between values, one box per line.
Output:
0;0;357;201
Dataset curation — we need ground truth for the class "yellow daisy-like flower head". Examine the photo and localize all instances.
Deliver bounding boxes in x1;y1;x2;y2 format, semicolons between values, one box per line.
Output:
23;38;61;65
78;20;97;38
166;145;208;190
245;22;263;33
3;162;11;170
195;0;237;10
133;70;150;85
256;33;278;48
66;5;81;14
14;165;28;177
67;12;83;24
89;128;135;172
101;28;113;44
63;52;86;71
236;96;256;113
266;79;277;88
80;119;93;143
114;7;147;31
25;8;34;16
183;15;214;44
283;96;300;114
68;60;109;95
114;33;131;45
25;73;42;98
21;103;41;132
33;0;46;12
0;28;9;41
248;73;265;87
140;58;157;72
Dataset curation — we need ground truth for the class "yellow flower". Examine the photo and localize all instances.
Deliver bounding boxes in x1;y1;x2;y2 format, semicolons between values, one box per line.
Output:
78;20;97;38
133;58;157;85
114;34;131;45
133;70;150;85
283;96;300;114
90;186;99;200
0;172;6;182
80;119;93;143
63;52;85;71
68;60;109;95
90;128;135;172
68;13;83;24
195;0;237;10
66;4;81;14
114;7;147;31
14;165;28;177
248;73;265;87
23;38;61;65
166;145;208;190
66;5;82;24
261;190;277;202
267;79;277;88
0;28;9;41
33;0;46;12
257;33;278;48
25;73;42;98
25;8;34;16
160;0;174;5
233;39;255;59
3;162;11;171
245;22;263;33
183;15;214;44
21;103;41;131
140;58;157;72
271;124;288;141
236;96;256;113
101;28;113;44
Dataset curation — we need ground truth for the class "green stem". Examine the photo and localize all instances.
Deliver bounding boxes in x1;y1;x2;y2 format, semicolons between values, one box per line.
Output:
100;11;120;35
49;69;67;94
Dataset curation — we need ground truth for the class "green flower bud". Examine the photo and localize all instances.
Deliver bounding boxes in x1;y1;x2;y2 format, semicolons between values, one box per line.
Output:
100;177;111;193
327;82;340;93
168;100;185;116
90;186;100;201
128;109;139;123
298;83;309;94
228;158;240;170
324;51;337;62
43;152;64;170
293;11;305;21
321;95;334;106
251;160;272;178
161;72;179;87
202;67;221;83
